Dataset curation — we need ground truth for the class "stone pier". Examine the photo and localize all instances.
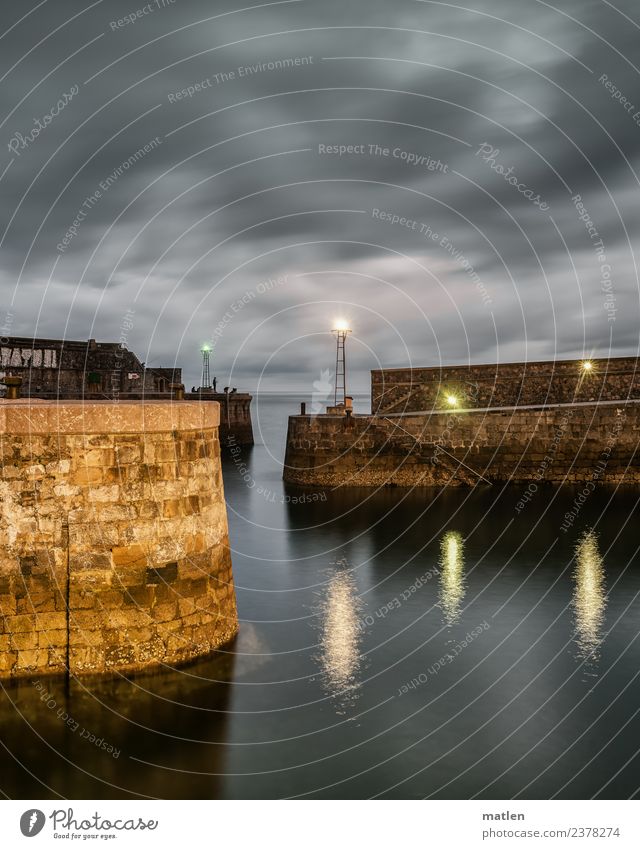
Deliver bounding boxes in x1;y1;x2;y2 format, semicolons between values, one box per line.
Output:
0;400;238;678
284;356;640;488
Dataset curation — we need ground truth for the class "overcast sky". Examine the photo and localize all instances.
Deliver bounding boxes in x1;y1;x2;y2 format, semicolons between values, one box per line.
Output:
1;0;639;391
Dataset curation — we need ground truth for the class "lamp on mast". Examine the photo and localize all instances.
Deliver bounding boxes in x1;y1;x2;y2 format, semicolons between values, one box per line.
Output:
332;320;351;406
201;345;212;390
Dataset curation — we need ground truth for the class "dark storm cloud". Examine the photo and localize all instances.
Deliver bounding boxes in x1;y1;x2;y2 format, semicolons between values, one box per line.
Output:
1;0;639;390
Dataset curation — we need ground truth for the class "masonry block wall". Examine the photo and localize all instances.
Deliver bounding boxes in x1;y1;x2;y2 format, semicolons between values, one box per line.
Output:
371;356;640;414
184;392;254;446
283;401;639;487
0;400;237;679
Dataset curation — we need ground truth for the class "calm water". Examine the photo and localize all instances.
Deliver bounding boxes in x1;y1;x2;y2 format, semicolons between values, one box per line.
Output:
2;394;640;799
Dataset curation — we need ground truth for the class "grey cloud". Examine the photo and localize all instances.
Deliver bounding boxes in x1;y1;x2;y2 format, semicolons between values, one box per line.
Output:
1;0;639;391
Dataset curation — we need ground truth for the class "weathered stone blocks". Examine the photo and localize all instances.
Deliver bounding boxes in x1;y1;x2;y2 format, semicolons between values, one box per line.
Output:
372;356;640;414
0;400;237;678
284;401;640;488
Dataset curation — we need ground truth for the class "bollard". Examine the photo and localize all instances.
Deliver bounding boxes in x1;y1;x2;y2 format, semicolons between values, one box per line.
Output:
2;375;22;400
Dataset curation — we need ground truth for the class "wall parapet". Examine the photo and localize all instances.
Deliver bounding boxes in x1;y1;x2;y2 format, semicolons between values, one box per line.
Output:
0;399;219;434
372;355;640;414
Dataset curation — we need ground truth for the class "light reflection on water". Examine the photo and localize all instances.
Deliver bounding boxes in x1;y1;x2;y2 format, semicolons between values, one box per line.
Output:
315;559;363;713
439;531;465;626
572;529;607;668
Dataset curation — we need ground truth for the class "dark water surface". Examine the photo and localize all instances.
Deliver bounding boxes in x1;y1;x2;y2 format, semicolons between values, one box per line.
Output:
2;394;640;799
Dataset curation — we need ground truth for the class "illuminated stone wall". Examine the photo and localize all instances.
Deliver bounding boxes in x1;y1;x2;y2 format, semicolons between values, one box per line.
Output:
284;401;639;487
372;356;640;414
0;400;237;678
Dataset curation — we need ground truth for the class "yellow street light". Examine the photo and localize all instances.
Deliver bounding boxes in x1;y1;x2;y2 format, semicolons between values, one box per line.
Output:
446;394;459;407
581;360;593;372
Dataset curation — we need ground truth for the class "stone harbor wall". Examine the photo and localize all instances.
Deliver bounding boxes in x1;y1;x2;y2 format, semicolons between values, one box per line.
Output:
372;356;640;414
185;391;254;446
0;400;237;679
283;401;639;487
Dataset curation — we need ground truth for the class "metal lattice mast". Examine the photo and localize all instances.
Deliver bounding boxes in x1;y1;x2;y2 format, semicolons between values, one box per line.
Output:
201;345;211;389
332;323;351;405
